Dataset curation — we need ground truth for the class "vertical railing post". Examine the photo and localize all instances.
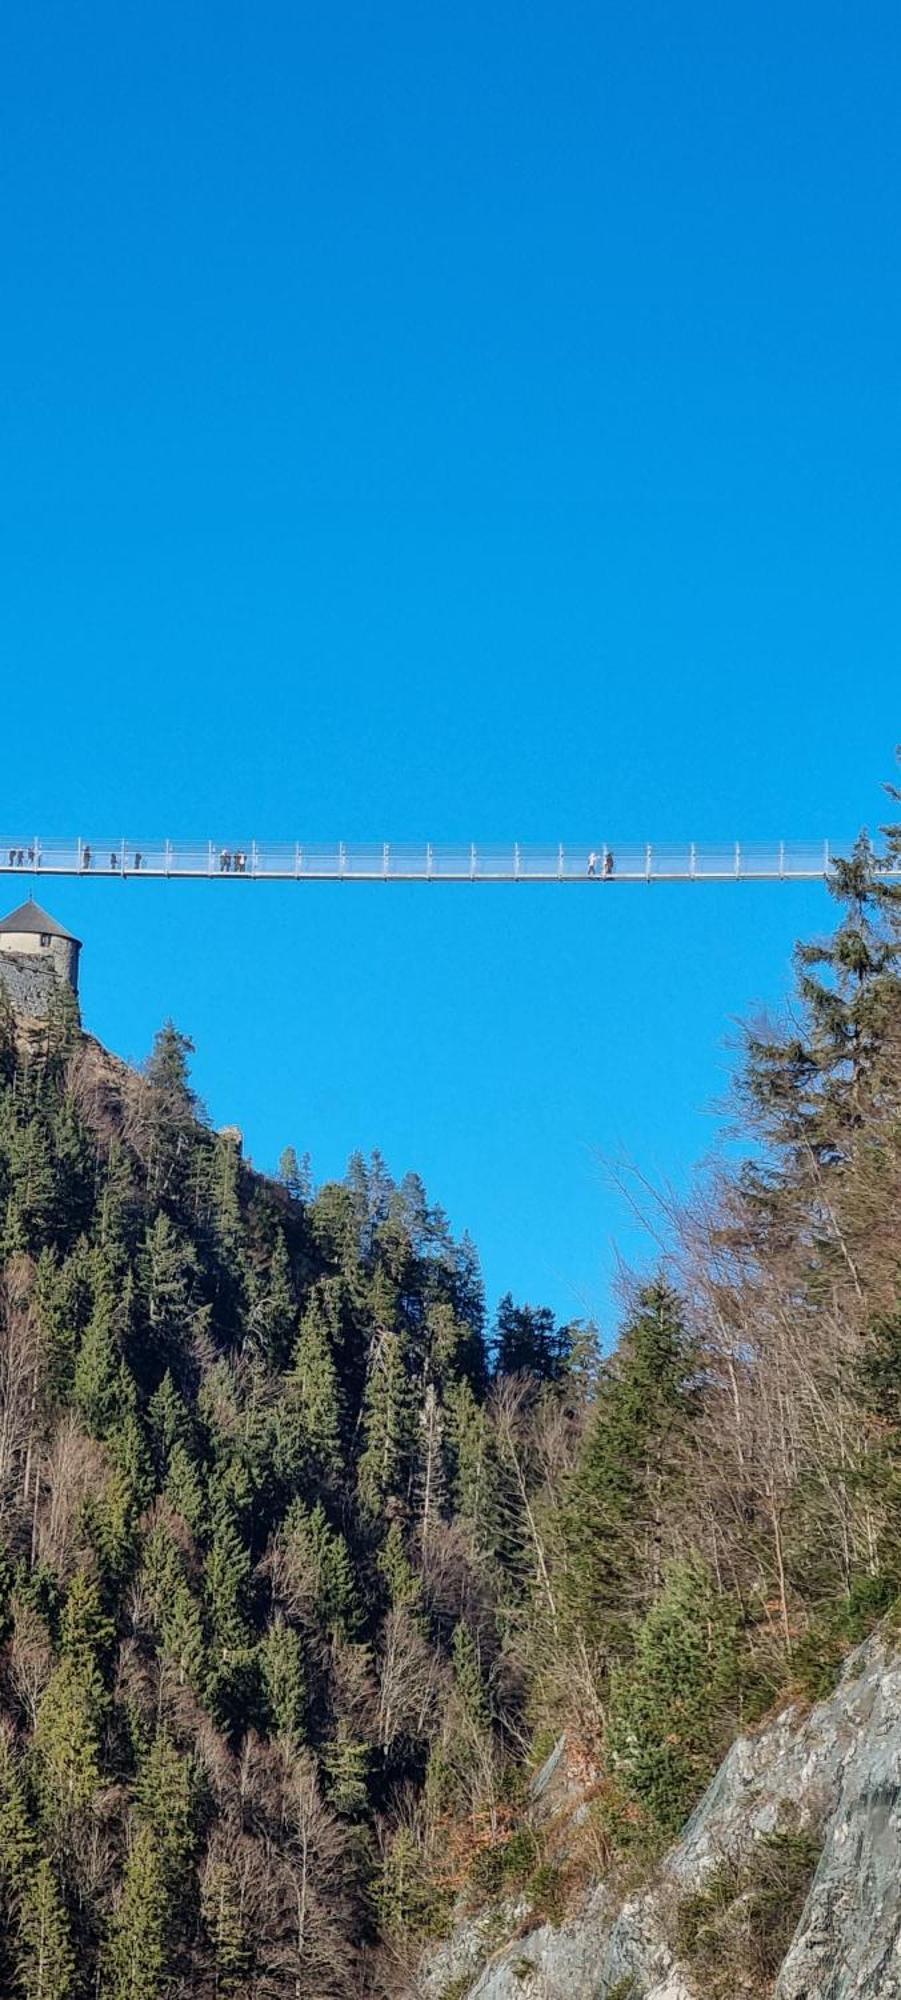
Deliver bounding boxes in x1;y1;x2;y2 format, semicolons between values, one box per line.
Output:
470;843;476;880
208;841;215;875
295;844;302;878
735;841;741;878
690;842;696;880
339;842;346;878
779;840;785;879
514;843;521;879
426;843;433;879
165;839;172;876
251;841;258;876
34;836;41;871
558;843;564;880
383;842;389;880
645;843;652;882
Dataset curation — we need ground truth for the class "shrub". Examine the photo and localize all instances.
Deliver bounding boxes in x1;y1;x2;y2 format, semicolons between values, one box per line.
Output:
673;1826;821;1996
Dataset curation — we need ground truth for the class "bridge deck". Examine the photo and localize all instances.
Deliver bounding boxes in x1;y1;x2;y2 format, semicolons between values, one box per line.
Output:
0;839;896;883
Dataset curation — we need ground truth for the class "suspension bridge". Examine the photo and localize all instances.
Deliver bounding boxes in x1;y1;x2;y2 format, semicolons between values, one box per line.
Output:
0;838;895;883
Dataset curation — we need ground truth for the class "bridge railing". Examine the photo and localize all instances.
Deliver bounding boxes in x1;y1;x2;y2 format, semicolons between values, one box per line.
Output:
0;839;896;881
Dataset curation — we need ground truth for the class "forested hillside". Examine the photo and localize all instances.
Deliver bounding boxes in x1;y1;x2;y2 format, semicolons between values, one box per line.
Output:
2;794;901;1998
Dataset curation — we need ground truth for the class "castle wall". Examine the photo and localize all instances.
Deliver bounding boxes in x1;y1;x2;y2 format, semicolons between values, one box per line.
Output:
0;933;80;992
0;951;63;1019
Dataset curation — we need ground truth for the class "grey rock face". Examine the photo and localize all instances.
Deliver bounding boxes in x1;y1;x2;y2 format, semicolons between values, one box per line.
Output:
411;1632;901;1999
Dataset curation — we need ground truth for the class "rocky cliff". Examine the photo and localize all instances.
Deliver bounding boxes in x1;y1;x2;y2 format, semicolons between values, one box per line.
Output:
411;1629;901;2000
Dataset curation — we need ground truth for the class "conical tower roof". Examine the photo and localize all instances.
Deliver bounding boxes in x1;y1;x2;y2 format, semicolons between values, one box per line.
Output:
0;898;81;946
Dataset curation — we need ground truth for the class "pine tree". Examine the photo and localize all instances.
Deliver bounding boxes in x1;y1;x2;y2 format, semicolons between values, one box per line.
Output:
378;1521;422;1614
34;1244;93;1405
451;1621;490;1732
248;1228;296;1366
15;1858;76;2000
290;1291;343;1477
199;1844;253;1995
742;828;901;1166
322;1720;370;1818
147;1368;195;1470
73;1259;134;1438
142;1022;204;1212
494;1293;568;1381
277;1144;312;1201
561;1281;699;1662
138;1213;197;1381
140;1525;207;1690
445;1375;498;1559
0;1726;35;1887
107;1823;171;2000
358;1329;416;1517
35;1659;105;1813
164;1440;206;1532
606;1556;741;1845
59;1566;114;1677
259;1616;306;1742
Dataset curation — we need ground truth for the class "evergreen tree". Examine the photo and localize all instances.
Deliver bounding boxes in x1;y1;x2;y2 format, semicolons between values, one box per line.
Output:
358;1329;416;1517
138;1213;197;1383
290;1290;343;1477
107;1823;171;2000
561;1281;699;1661
143;1023;204;1212
259;1615;306;1741
165;1439;206;1532
248;1227;296;1366
322;1720;370;1818
494;1293;569;1381
606;1557;741;1845
378;1521;423;1614
147;1368;195;1471
73;1258;135;1437
35;1659;105;1813
15;1858;76;2000
199;1847;253;1995
277;1144;312;1201
451;1621;490;1732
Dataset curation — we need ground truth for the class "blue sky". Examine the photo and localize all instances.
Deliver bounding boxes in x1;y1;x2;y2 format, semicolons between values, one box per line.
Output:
1;1;899;1336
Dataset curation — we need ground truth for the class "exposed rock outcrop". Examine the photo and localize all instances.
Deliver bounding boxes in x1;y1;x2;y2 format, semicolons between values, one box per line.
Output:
411;1630;901;1999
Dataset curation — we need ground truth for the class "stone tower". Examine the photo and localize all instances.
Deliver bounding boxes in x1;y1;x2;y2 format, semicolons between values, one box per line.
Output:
0;899;81;1015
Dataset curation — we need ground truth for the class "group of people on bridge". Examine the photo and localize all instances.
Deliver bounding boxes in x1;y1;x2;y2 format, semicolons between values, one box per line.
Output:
587;850;615;878
80;849;144;872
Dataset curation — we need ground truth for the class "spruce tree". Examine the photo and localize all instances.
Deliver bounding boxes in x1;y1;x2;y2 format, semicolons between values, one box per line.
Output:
259;1615;306;1742
606;1556;741;1845
35;1659;105;1813
15;1858;76;2000
107;1823;171;2000
290;1291;343;1479
561;1281;699;1662
358;1329;416;1517
322;1720;370;1818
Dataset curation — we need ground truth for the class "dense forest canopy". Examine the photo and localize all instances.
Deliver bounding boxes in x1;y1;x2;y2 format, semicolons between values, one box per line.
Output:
2;782;901;1996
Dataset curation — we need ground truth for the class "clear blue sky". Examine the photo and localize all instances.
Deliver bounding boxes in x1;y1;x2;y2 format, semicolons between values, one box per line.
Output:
2;1;899;1336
